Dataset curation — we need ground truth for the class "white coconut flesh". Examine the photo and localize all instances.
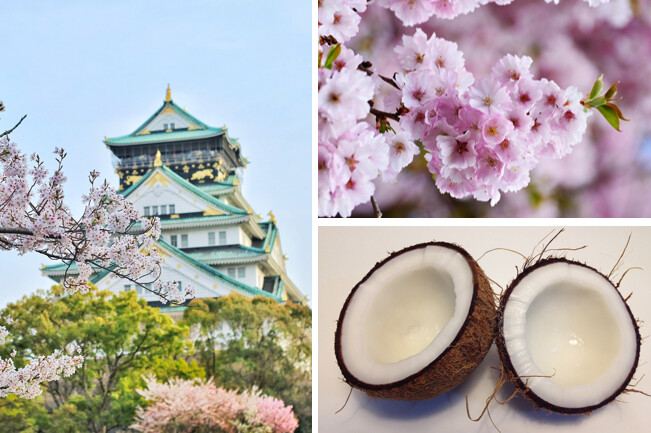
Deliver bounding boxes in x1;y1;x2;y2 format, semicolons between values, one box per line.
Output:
503;262;637;409
340;245;474;385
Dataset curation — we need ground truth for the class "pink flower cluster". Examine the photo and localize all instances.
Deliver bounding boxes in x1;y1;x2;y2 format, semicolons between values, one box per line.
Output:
0;323;83;399
132;376;298;433
318;44;419;217
389;29;590;205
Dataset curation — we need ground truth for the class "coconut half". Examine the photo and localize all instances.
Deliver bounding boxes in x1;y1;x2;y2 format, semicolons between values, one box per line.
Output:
334;242;496;400
496;258;640;414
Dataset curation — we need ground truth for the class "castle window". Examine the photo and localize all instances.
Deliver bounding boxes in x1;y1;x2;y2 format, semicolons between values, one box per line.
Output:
170;123;175;129
219;231;227;245
208;232;216;245
164;123;168;130
170;235;178;247
228;267;236;278
237;267;246;278
139;283;151;295
124;284;131;291
152;206;159;216
144;206;150;217
181;234;188;248
161;205;167;215
169;204;175;214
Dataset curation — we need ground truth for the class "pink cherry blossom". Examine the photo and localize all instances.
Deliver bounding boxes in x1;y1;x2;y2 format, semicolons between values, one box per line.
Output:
481;114;514;146
383;132;420;182
469;78;513;115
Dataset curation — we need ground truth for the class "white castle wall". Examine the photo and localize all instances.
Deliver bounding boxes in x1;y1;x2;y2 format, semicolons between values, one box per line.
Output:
160;224;244;249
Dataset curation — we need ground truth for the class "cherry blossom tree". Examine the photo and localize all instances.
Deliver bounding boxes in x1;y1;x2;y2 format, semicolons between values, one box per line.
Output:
132;376;299;433
318;0;628;217
0;103;194;399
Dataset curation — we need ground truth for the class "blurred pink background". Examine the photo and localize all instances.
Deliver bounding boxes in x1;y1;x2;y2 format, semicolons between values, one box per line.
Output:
349;0;651;217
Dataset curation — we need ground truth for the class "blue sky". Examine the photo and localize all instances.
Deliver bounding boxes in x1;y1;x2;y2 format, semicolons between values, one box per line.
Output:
0;0;311;305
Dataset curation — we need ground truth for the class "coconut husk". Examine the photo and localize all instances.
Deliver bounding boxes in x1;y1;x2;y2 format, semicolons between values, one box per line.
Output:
495;257;641;414
334;241;497;401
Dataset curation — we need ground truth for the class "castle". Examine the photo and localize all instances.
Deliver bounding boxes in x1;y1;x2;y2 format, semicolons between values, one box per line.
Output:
42;86;306;312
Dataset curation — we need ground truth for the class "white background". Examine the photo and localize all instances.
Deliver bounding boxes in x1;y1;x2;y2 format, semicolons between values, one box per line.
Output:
318;226;651;433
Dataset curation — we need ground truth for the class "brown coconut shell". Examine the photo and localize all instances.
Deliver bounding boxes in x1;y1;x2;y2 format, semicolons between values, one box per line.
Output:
495;257;641;414
334;241;497;401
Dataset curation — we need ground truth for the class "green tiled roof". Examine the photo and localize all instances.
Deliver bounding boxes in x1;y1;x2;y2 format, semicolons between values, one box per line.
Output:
104;97;242;154
126;214;248;230
157;239;280;301
137;98;210;132
106;128;226;146
184;245;267;264
43;262;106;278
160;214;247;227
119;165;247;216
42;241;281;302
259;221;279;252
106;98;213;146
43;261;76;273
196;174;239;194
159;306;187;313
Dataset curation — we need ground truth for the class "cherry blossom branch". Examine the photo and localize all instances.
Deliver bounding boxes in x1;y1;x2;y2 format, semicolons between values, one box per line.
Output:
0;227;43;236
0;110;194;304
370;107;401;122
358;61;400;90
0;324;83;399
370;195;382;218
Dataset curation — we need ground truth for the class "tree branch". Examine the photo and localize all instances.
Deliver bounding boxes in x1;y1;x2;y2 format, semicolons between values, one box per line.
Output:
0;227;36;236
0;115;27;139
370;107;401;122
371;195;382;218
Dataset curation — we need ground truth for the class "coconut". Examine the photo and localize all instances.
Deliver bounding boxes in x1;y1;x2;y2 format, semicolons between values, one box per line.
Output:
496;257;641;414
334;241;496;401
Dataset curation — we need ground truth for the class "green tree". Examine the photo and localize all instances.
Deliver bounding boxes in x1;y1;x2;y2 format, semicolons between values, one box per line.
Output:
0;285;203;433
182;294;312;433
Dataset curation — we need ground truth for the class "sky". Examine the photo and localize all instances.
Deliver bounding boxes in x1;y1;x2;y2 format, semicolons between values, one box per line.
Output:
0;0;312;306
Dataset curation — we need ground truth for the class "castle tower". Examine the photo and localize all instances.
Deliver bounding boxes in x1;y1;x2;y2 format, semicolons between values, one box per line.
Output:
43;86;306;309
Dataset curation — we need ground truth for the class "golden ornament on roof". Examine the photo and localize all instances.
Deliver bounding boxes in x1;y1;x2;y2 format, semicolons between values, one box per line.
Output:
154;150;163;167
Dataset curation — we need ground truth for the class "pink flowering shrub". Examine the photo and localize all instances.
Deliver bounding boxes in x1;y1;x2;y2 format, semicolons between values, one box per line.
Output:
238;388;300;433
132;376;299;433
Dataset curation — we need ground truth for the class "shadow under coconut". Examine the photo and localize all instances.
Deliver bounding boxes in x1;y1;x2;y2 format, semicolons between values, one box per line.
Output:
359;344;504;421
359;387;458;420
497;381;588;426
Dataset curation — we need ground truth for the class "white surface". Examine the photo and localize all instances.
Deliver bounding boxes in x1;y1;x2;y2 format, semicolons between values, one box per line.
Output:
504;262;637;408
340;245;473;384
318;227;651;433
